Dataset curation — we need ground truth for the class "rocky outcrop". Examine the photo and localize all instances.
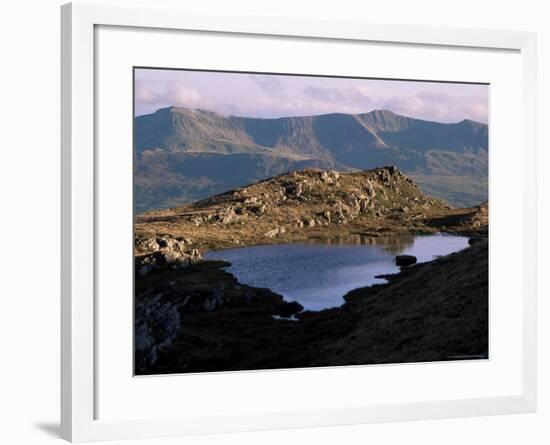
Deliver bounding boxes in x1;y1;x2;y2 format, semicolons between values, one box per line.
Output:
134;260;305;373
135;235;201;276
133;167;487;257
220;207;236;224
135;293;181;372
134;167;488;266
320;170;340;184
265;226;286;238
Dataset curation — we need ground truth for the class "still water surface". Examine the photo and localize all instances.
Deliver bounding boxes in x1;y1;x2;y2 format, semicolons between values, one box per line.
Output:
204;234;469;311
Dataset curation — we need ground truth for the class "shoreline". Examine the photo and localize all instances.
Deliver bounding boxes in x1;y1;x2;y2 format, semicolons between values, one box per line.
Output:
134;168;488;260
135;237;488;374
135;203;488;268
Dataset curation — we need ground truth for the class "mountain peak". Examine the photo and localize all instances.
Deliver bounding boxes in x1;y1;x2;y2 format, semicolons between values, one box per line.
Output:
367;109;399;117
167;106;220;116
459;118;486;128
359;109;414;133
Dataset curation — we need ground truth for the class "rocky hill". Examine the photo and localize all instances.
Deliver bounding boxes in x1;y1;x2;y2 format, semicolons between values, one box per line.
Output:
134;167;487;275
134;107;488;211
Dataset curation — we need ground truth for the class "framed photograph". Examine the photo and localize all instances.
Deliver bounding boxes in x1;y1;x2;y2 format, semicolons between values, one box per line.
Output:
61;2;537;442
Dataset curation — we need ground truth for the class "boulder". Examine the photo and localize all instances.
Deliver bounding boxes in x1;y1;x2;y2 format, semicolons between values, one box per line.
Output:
395;255;417;267
273;301;304;318
136;237;160;253
364;179;377;198
220;207;236;224
265;226;286;238
320;170;339;184
244;196;258;205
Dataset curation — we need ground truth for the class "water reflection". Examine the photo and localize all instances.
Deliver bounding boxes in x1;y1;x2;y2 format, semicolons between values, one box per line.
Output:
305;234;415;254
204;234;469;311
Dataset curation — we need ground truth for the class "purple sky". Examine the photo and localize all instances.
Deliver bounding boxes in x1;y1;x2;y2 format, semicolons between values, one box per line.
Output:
135;68;488;123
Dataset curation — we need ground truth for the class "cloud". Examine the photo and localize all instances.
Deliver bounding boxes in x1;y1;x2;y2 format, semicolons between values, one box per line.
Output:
302;86;488;123
134;69;488;123
251;75;284;94
379;91;488;123
302;85;375;113
135;83;158;104
134;80;205;114
167;83;203;107
463;103;488;123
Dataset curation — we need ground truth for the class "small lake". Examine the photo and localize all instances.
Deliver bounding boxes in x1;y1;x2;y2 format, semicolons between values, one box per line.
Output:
204;234;469;311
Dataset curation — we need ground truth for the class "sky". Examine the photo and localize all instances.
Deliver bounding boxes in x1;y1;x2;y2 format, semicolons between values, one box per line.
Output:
134;68;488;124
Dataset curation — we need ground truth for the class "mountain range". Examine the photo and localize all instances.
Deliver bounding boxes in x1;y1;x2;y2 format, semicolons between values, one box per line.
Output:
134;106;488;212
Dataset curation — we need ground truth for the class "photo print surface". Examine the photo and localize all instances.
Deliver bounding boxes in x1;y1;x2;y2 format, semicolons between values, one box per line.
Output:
133;68;489;375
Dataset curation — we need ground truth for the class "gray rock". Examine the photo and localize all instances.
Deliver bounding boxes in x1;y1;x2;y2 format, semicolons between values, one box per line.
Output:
135;237;160;253
221;207;236;224
135;294;182;371
244;196;258;205
320;170;340;184
136;235;202;272
265;226;286;238
365;179;377;198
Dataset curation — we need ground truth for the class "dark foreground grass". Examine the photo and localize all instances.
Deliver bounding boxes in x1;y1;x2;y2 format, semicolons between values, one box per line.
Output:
139;240;488;374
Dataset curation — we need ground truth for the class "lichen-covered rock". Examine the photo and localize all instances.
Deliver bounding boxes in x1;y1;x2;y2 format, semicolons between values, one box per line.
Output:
320;170;340;184
220;207;236;224
135;235;202;275
265;226;286;238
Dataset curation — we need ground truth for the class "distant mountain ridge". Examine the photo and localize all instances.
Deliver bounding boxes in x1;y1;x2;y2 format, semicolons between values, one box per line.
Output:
135;107;488;212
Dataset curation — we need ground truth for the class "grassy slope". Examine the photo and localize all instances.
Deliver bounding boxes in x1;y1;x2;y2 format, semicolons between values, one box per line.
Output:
410;174;488;208
315;239;488;365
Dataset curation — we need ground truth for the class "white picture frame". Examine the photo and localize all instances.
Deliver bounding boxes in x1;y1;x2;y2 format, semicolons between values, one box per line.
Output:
61;2;538;442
